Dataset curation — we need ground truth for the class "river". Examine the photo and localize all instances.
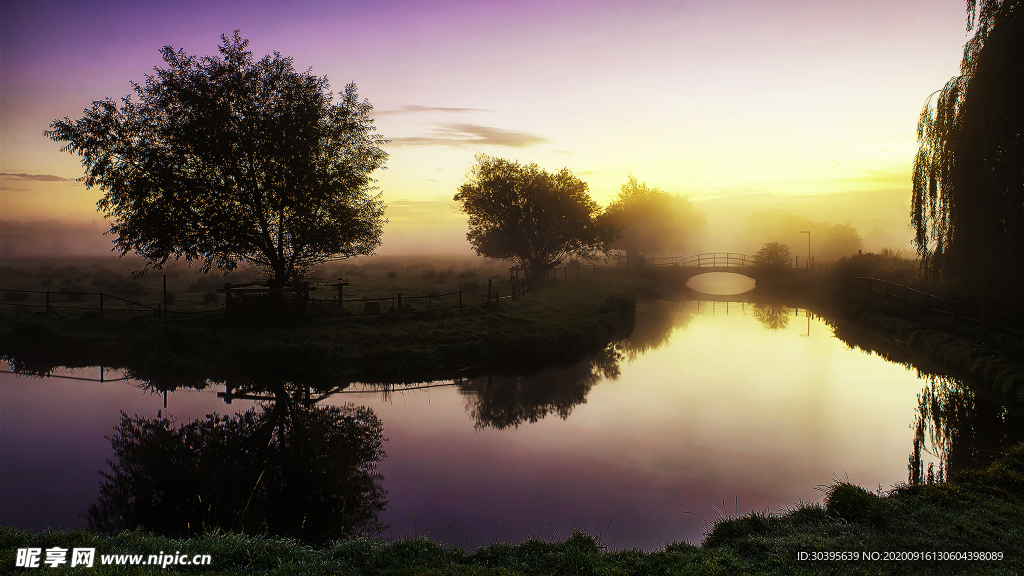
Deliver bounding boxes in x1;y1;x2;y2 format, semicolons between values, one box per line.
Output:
2;274;1015;549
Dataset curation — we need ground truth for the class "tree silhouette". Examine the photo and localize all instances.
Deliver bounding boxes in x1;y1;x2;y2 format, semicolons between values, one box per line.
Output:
46;32;388;291
911;0;1022;313
752;241;792;268
454;154;614;273
603;175;705;260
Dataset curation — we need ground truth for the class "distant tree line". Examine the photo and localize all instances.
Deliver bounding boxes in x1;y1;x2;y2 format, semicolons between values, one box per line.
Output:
454;155;706;273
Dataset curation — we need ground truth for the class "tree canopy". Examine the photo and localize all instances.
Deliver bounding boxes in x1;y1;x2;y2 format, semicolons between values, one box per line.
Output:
603;175;706;259
752;241;792;268
45;32;388;288
453;154;614;273
911;0;1022;311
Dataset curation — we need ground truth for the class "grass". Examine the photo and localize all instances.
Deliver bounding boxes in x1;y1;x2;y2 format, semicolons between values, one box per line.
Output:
4;443;1023;575
814;289;1024;409
0;262;641;385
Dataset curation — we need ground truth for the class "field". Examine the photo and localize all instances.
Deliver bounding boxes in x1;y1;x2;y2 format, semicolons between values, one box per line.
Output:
0;255;641;385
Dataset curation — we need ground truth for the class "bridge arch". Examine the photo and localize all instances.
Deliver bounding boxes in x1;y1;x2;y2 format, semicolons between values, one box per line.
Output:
664;253;761;280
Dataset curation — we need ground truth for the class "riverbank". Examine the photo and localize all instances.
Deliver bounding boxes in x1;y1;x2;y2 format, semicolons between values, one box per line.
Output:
3;442;1021;575
0;275;638;386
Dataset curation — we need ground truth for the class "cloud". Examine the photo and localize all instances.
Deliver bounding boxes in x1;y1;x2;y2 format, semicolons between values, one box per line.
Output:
388;123;549;148
0;172;76;182
374;104;489;115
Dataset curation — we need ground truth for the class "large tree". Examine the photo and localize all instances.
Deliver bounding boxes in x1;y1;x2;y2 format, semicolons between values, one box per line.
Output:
603;175;705;259
454;154;614;273
46;32;388;290
911;0;1022;313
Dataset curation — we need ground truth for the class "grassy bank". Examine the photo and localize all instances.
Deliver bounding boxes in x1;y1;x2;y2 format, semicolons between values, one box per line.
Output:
4;442;1022;575
0;272;639;385
820;298;1024;406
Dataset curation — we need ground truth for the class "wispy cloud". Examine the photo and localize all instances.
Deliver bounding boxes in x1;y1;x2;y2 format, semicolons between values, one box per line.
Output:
0;172;76;182
389;123;549;148
374;105;489;116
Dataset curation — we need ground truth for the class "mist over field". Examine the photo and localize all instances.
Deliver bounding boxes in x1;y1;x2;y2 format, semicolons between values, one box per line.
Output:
1;185;912;264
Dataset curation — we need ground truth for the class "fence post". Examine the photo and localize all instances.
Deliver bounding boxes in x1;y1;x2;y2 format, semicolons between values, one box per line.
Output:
46;290;50;312
398;293;402;309
487;279;492;302
163;275;168;314
100;292;104;318
459;290;463;313
224;283;233;313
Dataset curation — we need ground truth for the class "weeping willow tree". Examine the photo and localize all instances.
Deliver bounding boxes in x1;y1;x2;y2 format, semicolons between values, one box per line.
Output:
911;0;1023;317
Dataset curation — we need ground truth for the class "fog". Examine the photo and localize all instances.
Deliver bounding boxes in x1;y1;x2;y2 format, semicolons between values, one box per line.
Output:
692;188;914;261
1;188;915;263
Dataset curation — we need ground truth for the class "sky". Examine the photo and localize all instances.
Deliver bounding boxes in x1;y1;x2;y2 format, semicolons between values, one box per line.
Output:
0;0;972;257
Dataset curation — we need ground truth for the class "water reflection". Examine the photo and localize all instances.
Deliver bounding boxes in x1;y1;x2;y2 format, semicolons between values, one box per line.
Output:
751;303;791;331
618;302;693;360
87;399;387;544
908;376;1024;484
458;344;623;430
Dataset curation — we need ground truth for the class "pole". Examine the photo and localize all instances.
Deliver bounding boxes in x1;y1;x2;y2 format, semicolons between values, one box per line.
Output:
800;231;811;269
100;292;104;317
459;290;463;313
163;275;168;313
487;279;492;302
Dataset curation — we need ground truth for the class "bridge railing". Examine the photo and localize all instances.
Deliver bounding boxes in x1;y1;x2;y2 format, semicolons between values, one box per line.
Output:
679;253;753;268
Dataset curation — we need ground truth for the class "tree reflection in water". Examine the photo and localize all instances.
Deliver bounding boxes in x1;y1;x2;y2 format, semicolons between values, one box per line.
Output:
752;303;791;331
87;389;387;544
618;302;693;361
459;343;623;429
908;375;1023;485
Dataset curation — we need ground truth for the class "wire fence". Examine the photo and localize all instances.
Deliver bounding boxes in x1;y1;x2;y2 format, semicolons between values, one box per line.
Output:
855;277;1024;336
0;288;226;317
0;254;758;321
0;270;560;320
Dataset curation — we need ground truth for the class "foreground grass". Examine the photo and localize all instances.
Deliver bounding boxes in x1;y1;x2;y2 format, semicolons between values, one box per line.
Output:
0;273;640;384
4;443;1023;575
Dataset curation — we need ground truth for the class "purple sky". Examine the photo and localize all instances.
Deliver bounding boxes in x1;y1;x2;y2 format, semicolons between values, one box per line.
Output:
1;0;972;255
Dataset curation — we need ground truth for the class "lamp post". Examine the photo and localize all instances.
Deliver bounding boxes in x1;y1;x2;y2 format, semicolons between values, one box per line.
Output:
800;230;810;269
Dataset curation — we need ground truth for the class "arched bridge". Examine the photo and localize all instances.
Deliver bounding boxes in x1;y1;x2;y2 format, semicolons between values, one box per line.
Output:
679;252;754;274
644;252;763;279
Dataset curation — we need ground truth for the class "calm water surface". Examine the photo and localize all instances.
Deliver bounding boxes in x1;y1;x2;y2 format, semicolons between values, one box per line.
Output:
2;287;955;550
